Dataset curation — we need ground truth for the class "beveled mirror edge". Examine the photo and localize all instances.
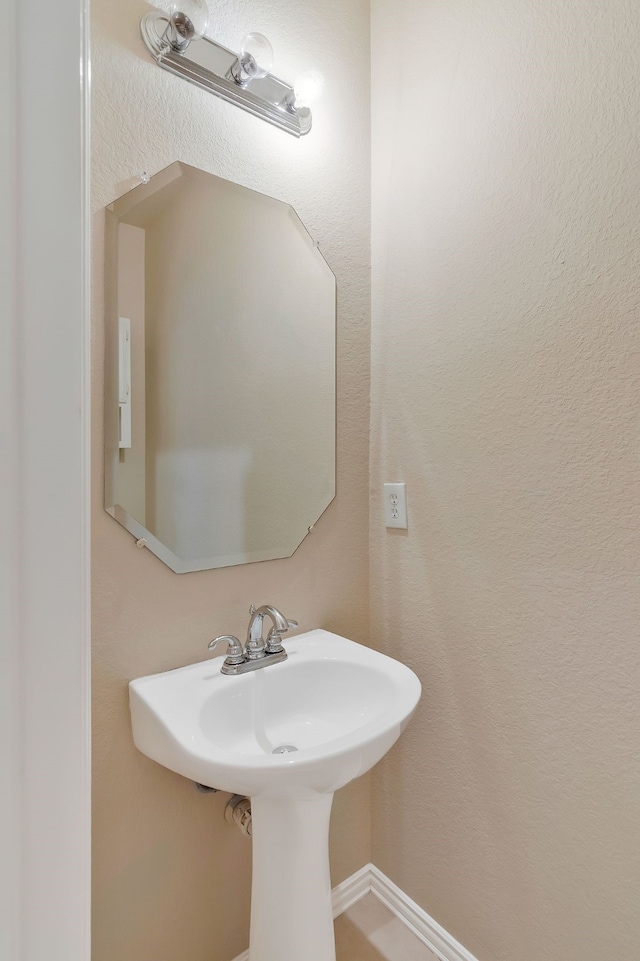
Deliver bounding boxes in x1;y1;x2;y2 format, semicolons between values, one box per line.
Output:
103;206;120;518
106;162;185;218
107;494;336;573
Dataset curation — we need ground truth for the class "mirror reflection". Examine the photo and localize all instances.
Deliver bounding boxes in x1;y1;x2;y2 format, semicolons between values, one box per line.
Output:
105;162;336;572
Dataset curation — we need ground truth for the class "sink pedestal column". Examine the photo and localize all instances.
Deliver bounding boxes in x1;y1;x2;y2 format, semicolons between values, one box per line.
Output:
249;793;335;961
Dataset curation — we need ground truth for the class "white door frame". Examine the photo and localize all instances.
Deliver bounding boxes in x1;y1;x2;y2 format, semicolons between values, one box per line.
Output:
1;0;91;958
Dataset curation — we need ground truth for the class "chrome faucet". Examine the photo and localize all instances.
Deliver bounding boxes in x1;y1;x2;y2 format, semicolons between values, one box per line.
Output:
208;604;298;675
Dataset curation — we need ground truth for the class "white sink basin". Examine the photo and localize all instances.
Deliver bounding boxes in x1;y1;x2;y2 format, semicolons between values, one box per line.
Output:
129;628;421;961
130;629;421;799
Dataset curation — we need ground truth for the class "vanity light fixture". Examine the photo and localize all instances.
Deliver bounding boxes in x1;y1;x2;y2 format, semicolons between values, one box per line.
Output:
140;4;322;137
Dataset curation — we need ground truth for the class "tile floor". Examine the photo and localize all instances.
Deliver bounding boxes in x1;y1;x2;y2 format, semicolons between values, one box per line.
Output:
334;894;439;961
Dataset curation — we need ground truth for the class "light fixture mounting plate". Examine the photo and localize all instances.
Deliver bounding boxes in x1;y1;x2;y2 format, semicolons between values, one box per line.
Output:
140;11;312;137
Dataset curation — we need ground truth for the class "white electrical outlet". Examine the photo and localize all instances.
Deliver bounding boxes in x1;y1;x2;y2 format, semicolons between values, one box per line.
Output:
384;483;408;529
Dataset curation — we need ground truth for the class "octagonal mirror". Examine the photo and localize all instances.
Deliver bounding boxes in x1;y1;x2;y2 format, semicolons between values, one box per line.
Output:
104;162;336;573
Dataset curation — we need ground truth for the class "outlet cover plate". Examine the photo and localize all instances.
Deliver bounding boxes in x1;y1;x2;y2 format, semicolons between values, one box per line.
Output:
384;483;408;529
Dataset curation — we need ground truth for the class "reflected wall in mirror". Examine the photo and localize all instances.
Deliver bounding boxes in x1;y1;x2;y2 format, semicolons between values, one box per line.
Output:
104;162;336;573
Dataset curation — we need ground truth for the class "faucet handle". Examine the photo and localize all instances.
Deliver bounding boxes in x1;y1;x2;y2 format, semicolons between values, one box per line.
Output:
265;616;298;654
265;628;285;654
208;635;245;665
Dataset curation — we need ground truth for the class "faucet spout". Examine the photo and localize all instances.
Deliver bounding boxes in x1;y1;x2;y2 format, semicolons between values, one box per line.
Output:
246;604;294;659
256;605;288;632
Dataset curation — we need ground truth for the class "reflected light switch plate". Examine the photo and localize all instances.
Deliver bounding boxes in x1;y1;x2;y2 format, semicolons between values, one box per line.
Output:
384;483;408;529
118;316;132;449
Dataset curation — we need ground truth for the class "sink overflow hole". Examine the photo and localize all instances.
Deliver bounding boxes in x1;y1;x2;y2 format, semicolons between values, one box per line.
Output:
272;744;298;754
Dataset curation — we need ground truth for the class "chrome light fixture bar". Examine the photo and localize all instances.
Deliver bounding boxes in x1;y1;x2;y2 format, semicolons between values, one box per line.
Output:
140;9;314;137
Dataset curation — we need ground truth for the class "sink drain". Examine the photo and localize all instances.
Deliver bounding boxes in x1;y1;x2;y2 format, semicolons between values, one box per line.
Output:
272;744;298;754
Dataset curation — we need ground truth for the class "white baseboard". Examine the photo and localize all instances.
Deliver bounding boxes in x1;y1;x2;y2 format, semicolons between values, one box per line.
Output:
366;864;480;961
331;862;372;917
231;863;480;961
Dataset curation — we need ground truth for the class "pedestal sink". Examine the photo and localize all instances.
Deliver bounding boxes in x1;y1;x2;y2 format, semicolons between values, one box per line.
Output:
129;629;421;961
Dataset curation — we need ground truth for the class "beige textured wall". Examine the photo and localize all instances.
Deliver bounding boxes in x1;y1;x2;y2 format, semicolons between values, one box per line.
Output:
91;2;370;959
371;3;640;961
